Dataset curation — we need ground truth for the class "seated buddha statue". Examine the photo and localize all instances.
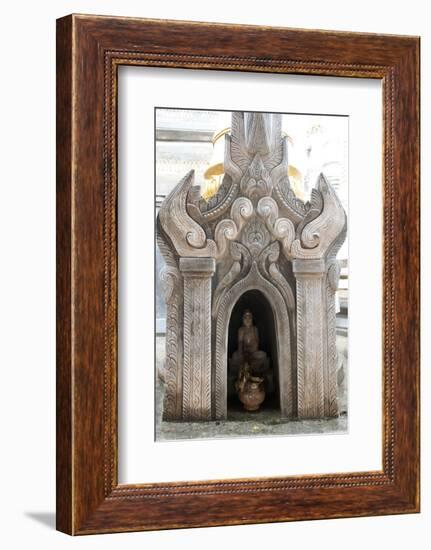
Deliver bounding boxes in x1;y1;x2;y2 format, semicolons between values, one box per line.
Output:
229;309;270;379
228;310;271;411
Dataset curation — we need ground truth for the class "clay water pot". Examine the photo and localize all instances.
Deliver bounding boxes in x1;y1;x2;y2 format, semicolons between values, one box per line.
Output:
238;377;265;412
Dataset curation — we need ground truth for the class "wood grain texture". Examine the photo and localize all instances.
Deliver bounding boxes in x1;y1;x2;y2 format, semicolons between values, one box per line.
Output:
56;14;420;535
56;16;73;535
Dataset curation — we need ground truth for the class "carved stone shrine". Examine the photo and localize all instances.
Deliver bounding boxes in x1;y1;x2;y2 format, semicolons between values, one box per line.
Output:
157;111;347;421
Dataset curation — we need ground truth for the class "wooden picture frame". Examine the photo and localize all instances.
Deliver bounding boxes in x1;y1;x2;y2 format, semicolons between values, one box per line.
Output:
56;14;420;534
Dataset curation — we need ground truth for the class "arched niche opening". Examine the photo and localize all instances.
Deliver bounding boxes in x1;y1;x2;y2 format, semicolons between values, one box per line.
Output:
227;289;280;414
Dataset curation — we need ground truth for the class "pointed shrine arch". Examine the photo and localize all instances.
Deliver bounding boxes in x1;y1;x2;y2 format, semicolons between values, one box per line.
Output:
214;264;295;420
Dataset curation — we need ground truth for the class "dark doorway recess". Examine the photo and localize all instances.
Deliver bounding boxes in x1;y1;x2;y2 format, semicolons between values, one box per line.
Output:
227;289;279;414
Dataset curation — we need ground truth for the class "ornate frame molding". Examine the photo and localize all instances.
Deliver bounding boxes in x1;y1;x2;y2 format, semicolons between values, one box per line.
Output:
57;14;419;534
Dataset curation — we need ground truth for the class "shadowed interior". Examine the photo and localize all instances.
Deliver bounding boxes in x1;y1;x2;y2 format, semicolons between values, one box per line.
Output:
227;290;280;413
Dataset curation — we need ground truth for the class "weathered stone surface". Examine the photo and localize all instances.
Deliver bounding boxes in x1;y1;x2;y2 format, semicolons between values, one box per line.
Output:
157;111;347;422
293;260;327;418
180;258;215;420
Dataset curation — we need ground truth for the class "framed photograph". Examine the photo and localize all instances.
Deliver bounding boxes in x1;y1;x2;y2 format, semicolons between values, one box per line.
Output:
56;14;420;534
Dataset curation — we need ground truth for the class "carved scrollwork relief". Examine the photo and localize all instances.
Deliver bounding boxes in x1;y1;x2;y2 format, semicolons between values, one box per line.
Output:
257;241;296;324
291;174;346;260
257;241;280;278
187;174;240;223
295;187;323;240
214;219;238;259
273;179;308;224
213;197;253;259
159;170;217;258
256;196;295;257
156;220;184;420
212;241;251;318
231;196;253;229
241;218;271;258
240;154;272;200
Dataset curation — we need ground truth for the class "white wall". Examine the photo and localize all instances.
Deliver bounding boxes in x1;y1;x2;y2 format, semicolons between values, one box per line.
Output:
0;0;427;548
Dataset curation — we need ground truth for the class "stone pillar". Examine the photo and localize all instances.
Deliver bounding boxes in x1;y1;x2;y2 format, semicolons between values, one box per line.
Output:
293;259;328;419
179;257;216;420
325;262;341;417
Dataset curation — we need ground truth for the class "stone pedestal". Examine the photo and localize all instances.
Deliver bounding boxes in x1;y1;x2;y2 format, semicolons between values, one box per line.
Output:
293;259;329;419
180;257;216;420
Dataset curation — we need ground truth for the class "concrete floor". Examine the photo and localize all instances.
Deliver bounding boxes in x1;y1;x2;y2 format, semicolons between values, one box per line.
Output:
155;331;348;442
